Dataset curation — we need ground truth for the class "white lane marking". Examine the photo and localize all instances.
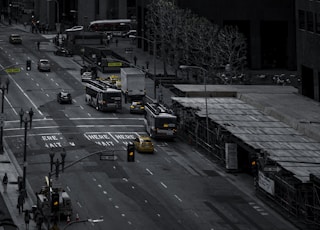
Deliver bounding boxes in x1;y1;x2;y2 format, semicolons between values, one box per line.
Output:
160;182;167;189
131;186;135;189
87;113;91;117
46;94;50;97
157;214;161;217
108;133;119;143
5;70;44;115
36;83;40;87
144;200;148;203
121;214;125;217
5;96;18;115
103;191;107;195
146;168;153;175
98;184;102;188
77;201;82;208
114;205;119;209
128;221;132;225
122;178;128;182
50;78;54;82
80;105;84;110
174;195;182;202
56;83;59;86
73;99;77;103
66;186;71;192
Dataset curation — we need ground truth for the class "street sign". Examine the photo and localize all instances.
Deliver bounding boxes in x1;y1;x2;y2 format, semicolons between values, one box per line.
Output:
5;68;21;73
108;62;122;67
125;47;133;53
100;154;116;161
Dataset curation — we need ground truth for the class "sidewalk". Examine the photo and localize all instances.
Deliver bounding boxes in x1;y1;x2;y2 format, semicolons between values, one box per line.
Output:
0;142;38;230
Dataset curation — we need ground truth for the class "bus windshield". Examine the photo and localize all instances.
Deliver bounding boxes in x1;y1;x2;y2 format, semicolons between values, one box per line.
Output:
155;117;177;128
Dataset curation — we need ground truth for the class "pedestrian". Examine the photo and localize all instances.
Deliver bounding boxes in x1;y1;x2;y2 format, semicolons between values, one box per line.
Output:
37;41;40;50
24;209;31;230
2;173;8;193
17;192;25;214
36;213;43;230
115;39;118;47
134;56;137;66
145;61;149;70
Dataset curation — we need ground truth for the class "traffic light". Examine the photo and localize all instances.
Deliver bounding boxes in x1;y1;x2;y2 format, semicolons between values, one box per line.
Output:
251;160;258;175
26;60;31;71
51;193;59;212
127;143;135;162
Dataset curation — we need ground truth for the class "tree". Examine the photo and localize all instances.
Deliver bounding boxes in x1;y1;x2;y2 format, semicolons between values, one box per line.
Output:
145;0;247;83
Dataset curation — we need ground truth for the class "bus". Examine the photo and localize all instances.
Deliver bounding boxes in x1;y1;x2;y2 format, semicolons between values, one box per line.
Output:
144;103;177;139
88;19;134;37
85;80;122;112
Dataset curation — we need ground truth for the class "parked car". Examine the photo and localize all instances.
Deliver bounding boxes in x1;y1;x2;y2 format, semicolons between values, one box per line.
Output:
130;101;145;114
57;92;72;104
54;47;73;57
37;59;51;72
65;26;83;33
133;135;154;153
9;34;22;44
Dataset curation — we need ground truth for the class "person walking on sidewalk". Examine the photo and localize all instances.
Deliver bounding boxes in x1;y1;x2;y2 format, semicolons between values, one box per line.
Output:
24;209;31;230
17;192;25;214
2;173;8;193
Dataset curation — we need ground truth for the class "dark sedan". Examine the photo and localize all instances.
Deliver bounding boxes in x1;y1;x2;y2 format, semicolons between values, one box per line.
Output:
54;47;73;57
57;92;72;104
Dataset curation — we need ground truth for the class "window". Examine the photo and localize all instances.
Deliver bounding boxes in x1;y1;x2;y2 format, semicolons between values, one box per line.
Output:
306;11;314;31
298;10;305;30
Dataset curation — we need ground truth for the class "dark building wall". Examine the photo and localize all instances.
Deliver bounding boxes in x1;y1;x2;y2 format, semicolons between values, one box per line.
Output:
296;0;320;101
176;0;296;70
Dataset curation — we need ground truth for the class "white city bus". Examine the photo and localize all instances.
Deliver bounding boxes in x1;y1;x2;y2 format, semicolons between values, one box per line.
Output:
85;80;122;112
144;103;177;139
88;19;134;37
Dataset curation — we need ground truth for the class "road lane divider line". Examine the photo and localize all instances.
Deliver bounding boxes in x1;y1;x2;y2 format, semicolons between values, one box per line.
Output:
146;168;153;175
5;96;18;115
6;71;44;116
160;182;167;189
174;194;182;202
77;201;82;208
108;133;119;143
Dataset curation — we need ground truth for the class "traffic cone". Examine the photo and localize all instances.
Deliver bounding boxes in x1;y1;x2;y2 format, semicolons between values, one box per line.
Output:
67;215;70;224
76;213;79;221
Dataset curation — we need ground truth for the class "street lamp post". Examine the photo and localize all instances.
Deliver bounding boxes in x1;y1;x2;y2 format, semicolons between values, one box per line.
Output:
179;65;209;141
19;108;34;196
130;35;157;100
0;78;9;154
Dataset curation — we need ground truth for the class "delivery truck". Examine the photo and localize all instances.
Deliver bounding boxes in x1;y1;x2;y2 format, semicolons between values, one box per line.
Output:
121;68;145;102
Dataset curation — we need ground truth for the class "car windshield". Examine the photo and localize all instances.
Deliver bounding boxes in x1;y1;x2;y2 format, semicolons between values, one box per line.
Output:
41;60;49;64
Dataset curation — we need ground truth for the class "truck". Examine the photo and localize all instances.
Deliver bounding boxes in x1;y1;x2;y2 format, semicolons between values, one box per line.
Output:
120;68;145;102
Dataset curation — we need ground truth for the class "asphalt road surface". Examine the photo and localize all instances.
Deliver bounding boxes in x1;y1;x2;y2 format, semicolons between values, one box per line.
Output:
0;23;299;230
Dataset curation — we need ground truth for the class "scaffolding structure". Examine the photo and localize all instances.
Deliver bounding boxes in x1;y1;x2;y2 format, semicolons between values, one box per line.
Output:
171;96;320;229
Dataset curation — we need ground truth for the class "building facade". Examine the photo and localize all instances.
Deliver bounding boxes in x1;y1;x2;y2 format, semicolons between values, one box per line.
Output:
296;0;320;101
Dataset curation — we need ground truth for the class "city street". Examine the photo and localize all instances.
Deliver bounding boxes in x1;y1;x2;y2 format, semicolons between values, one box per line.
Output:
0;22;299;230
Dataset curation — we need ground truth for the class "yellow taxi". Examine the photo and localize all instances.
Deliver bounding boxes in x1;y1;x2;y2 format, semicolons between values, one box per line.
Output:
130;101;145;114
133;135;154;153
